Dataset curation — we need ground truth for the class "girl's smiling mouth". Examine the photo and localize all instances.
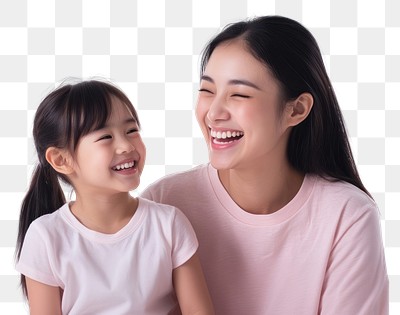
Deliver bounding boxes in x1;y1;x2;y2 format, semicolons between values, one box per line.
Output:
112;160;137;171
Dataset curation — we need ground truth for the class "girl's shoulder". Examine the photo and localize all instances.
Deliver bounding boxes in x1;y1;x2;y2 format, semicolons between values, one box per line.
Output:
138;197;187;221
28;203;69;237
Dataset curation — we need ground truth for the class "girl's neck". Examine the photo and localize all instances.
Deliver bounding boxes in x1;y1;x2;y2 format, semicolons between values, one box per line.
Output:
70;193;138;234
218;161;304;215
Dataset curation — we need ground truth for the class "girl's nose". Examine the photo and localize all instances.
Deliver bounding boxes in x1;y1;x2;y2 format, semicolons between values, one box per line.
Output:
115;137;135;155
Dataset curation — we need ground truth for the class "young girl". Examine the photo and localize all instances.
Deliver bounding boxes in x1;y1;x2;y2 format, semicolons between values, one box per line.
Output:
15;79;214;315
142;16;389;314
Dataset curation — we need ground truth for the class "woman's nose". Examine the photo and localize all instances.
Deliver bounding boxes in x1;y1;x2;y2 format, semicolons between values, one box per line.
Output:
206;97;230;122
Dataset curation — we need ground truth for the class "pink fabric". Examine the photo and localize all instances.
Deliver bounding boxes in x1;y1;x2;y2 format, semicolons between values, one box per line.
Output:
142;163;389;315
16;197;198;315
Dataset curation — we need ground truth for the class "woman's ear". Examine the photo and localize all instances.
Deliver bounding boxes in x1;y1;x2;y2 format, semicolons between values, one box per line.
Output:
45;147;74;175
286;92;314;127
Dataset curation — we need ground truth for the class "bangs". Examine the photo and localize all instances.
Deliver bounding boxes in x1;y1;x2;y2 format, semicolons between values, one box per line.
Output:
63;80;140;151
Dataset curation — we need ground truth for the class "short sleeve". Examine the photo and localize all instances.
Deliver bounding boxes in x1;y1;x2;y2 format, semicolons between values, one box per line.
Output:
15;221;59;287
171;208;199;269
319;204;389;314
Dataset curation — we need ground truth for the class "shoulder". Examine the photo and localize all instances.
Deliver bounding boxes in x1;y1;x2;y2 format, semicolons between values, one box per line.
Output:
27;204;68;238
309;175;380;226
138;197;191;225
138;197;177;216
16;207;67;287
312;175;376;208
141;164;209;198
146;164;207;187
137;197;197;248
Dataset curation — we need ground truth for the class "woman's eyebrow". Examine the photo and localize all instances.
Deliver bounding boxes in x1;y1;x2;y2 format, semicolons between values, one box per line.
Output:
201;75;260;90
200;75;214;83
228;79;261;90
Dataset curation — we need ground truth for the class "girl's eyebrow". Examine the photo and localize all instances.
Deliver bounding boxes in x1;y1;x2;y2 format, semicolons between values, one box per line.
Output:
122;117;137;124
94;118;137;131
201;74;261;90
109;117;137;126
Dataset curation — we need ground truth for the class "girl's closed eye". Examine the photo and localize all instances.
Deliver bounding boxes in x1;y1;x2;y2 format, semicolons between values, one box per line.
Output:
127;128;139;134
96;134;112;141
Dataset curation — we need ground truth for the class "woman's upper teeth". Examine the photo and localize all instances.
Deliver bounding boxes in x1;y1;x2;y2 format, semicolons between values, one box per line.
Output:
211;130;244;139
114;162;134;170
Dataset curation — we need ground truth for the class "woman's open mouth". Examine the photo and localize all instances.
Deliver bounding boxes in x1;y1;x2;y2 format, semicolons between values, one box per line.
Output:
210;129;244;145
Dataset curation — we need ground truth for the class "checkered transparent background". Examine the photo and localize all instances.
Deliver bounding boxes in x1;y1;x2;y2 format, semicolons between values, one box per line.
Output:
0;0;399;313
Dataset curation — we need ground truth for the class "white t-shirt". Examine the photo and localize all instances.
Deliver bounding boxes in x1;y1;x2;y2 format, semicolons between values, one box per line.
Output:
16;197;198;315
141;163;389;315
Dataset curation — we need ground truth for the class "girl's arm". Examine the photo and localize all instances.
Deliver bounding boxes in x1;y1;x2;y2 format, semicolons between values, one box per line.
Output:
26;277;62;315
173;253;215;315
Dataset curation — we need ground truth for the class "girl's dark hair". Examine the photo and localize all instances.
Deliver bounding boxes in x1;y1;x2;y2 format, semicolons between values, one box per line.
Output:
16;79;140;296
201;15;371;197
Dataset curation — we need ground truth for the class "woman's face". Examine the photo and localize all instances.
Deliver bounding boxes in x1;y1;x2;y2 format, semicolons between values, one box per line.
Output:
196;40;292;171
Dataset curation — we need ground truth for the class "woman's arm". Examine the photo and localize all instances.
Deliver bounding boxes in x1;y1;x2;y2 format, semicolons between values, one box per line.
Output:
173;253;215;315
26;277;62;315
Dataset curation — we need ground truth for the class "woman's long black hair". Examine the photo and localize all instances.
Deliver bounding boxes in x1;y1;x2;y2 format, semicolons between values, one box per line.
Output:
200;15;371;197
16;79;140;296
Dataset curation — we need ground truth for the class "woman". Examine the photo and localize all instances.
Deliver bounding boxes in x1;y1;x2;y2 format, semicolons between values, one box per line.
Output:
142;16;388;314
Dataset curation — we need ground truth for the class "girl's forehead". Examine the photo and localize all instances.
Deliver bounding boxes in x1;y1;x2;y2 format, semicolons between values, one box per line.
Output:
108;97;137;123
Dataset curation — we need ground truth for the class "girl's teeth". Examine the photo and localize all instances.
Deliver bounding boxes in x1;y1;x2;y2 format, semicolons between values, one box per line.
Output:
210;130;244;139
114;162;134;170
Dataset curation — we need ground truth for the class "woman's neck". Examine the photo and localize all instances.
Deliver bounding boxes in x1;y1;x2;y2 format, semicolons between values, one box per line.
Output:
218;162;304;215
70;193;138;234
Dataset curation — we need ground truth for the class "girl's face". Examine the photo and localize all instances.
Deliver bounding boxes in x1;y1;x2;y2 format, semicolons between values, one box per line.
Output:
196;40;292;171
70;98;146;196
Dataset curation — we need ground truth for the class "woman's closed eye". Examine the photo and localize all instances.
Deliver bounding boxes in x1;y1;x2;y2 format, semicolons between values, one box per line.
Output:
198;88;214;94
231;93;250;98
199;88;249;98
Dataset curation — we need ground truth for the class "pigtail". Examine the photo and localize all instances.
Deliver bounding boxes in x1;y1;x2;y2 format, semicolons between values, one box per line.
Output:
16;162;65;297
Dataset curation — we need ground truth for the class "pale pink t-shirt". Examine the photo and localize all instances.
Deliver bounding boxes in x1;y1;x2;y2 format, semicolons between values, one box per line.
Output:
141;163;389;315
16;197;198;315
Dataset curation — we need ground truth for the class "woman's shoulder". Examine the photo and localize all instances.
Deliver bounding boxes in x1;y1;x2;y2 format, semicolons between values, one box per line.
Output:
313;175;372;200
154;164;207;183
309;174;378;216
142;164;209;192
